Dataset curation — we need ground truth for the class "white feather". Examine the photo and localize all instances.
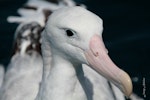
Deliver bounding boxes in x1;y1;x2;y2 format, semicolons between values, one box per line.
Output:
0;52;43;100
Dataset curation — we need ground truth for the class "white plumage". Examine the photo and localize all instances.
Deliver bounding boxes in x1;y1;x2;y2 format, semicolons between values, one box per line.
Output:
0;53;42;100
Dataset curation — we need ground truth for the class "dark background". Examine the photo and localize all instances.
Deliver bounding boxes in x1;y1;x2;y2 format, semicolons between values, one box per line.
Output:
0;0;150;99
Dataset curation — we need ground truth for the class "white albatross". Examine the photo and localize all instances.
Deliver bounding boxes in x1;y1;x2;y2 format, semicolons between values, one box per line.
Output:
36;6;133;100
0;22;43;100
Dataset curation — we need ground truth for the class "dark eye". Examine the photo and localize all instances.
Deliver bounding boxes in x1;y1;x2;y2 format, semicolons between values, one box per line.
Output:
66;30;75;37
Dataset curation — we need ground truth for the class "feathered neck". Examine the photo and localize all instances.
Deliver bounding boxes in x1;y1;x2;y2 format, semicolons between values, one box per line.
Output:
37;33;88;100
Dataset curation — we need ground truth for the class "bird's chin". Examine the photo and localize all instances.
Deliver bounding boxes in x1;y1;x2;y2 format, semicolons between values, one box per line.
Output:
84;34;133;97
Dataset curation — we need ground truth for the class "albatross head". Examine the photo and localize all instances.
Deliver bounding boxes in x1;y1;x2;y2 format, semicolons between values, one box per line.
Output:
44;6;132;97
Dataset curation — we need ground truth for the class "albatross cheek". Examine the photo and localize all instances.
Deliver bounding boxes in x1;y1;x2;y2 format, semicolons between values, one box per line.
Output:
84;35;133;97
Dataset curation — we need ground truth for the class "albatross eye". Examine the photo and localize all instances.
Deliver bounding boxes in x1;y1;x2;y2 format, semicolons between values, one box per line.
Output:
66;29;75;37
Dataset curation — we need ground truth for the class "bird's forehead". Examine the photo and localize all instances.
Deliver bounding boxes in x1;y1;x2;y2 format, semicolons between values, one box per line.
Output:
50;7;103;31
